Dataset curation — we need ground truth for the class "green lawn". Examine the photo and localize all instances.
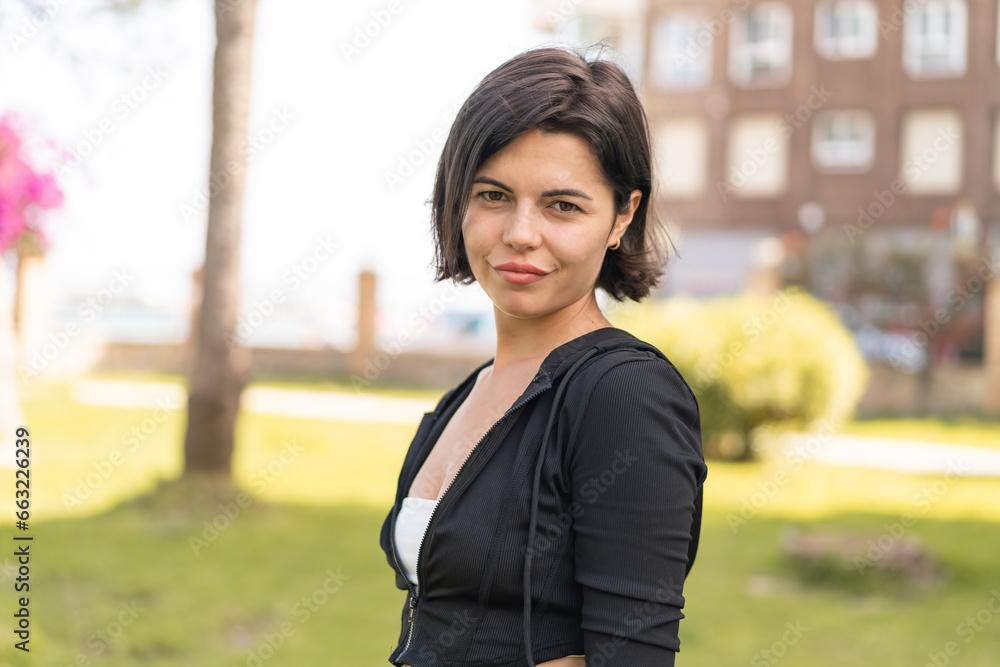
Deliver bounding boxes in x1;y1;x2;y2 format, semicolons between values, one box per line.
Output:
2;377;999;666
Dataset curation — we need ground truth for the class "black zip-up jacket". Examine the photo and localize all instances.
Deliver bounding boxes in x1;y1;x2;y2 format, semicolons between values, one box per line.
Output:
379;326;708;666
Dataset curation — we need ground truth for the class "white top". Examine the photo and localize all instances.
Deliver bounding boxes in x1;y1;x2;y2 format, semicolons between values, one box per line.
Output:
395;495;584;660
395;496;439;593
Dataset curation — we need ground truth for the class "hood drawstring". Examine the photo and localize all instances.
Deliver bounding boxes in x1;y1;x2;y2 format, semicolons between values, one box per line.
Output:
523;347;600;667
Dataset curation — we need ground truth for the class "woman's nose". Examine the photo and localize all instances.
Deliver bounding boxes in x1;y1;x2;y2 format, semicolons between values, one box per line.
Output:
501;203;541;249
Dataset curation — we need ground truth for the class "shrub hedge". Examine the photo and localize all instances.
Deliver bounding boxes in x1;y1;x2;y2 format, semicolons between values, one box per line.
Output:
611;287;870;460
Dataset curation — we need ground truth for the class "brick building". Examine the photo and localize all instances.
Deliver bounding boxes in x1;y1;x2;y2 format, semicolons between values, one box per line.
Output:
638;0;1000;369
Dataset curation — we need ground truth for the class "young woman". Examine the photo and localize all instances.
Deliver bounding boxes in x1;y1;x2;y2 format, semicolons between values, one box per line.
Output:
379;45;708;667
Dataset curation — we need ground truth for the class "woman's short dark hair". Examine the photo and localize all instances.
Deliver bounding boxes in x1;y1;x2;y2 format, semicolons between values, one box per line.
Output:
429;44;672;302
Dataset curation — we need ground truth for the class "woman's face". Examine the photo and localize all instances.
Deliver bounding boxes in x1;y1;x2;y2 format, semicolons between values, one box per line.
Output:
461;128;640;323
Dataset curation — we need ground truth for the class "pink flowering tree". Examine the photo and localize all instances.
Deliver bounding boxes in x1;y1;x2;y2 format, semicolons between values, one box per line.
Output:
0;111;63;254
0;111;64;445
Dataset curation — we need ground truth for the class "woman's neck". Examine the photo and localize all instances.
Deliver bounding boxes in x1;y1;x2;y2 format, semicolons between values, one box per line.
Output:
490;301;612;376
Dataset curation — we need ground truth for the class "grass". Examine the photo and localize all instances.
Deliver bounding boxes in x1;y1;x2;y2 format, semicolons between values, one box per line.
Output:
1;376;999;665
3;502;1000;666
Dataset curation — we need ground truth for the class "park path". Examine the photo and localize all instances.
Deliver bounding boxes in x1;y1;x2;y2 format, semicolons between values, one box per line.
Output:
67;378;435;426
781;432;1000;477
22;379;1000;477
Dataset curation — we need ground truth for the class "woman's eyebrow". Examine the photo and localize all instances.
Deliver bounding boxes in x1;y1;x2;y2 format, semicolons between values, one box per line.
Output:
472;176;592;200
540;188;591;200
472;176;511;191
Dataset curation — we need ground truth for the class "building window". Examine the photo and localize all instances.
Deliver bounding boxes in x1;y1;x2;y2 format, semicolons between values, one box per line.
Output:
814;0;877;59
729;3;793;88
899;109;963;194
811;110;875;171
902;0;967;78
651;11;713;89
654;117;709;197
723;114;789;198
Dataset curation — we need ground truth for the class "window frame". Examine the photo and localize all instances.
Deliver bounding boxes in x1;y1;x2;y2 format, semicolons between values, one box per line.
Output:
724;113;790;198
902;0;968;79
814;0;878;60
811;109;876;172
728;2;794;89
654;116;710;198
898;107;964;195
651;9;714;90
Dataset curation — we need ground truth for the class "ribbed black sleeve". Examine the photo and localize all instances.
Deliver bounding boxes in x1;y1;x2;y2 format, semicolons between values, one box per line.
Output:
566;357;707;666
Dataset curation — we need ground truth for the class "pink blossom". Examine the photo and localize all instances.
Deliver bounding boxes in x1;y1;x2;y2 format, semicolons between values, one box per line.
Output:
0;111;64;254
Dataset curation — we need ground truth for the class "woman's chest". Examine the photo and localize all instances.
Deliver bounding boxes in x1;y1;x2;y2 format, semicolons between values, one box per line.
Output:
407;384;525;502
401;408;576;607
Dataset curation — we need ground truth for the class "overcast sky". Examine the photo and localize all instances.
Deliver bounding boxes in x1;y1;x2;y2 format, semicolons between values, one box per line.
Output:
1;0;595;350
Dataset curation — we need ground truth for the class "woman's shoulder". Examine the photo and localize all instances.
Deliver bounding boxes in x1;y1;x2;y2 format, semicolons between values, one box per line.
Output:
585;352;697;414
560;344;706;482
563;335;698;412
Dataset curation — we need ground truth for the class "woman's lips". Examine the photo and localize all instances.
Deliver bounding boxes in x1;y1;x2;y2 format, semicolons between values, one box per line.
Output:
494;267;548;284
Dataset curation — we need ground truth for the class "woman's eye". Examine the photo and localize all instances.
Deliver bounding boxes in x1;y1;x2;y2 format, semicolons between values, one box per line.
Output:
553;201;579;213
479;191;506;202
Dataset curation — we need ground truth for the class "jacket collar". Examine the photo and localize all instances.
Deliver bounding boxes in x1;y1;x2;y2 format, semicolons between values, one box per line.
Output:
535;325;652;380
439;325;660;418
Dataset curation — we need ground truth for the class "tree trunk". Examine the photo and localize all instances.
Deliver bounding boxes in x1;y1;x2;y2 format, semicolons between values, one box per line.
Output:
984;252;1000;415
182;0;257;477
0;254;25;453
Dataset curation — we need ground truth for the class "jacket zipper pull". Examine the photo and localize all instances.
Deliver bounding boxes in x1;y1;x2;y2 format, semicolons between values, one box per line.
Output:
408;593;417;622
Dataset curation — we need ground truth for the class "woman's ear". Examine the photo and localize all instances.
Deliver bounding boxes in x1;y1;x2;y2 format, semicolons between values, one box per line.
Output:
611;189;642;243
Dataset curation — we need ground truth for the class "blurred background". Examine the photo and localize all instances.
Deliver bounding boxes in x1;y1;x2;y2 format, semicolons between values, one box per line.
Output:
0;0;999;665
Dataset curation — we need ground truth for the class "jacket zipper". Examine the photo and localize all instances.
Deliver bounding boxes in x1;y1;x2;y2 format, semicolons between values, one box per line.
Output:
390;377;551;659
388;508;418;656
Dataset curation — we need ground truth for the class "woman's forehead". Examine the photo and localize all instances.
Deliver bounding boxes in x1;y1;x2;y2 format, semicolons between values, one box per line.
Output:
474;131;604;185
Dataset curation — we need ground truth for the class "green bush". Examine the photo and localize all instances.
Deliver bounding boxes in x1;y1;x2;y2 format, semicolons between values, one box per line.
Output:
610;286;870;460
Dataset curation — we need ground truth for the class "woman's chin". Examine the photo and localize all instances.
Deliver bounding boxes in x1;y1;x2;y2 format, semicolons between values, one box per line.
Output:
491;297;553;321
495;307;546;321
